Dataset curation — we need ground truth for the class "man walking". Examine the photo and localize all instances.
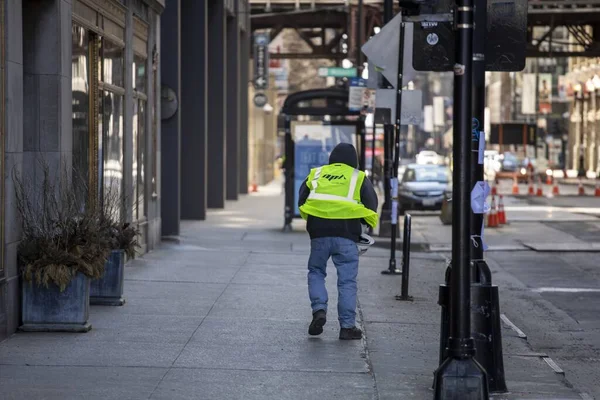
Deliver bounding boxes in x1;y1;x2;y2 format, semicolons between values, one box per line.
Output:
298;143;378;340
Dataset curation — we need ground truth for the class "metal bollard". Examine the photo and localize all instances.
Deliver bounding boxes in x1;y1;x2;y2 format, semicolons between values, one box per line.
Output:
395;214;413;301
437;260;507;393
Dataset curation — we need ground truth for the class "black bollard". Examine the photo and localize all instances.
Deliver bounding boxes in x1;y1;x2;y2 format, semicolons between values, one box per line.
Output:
471;260;507;393
396;214;413;301
437;261;507;393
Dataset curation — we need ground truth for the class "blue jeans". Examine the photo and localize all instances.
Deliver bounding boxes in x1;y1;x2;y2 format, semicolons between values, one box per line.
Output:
308;237;359;329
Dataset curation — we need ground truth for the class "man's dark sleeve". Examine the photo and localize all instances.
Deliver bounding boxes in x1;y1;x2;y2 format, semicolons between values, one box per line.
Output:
298;178;309;208
360;177;378;212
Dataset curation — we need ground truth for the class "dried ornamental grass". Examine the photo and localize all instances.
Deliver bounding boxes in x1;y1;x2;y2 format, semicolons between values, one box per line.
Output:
14;162;112;291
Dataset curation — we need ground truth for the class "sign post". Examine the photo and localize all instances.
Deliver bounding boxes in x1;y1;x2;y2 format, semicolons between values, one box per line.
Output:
433;0;489;397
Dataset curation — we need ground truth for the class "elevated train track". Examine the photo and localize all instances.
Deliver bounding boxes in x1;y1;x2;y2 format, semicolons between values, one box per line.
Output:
249;0;600;59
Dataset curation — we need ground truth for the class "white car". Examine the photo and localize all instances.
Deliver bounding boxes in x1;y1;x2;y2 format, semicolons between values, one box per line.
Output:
416;151;442;165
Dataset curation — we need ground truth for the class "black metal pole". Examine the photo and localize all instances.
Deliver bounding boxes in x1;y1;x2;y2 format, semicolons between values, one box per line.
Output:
452;2;475;351
379;0;396;240
470;0;486;264
357;0;364;73
382;4;403;275
433;0;489;397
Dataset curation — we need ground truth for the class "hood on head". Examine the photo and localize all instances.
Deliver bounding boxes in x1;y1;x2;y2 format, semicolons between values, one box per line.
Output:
329;143;358;168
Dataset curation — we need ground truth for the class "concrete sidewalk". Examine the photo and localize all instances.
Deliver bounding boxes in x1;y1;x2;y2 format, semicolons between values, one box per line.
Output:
0;185;582;399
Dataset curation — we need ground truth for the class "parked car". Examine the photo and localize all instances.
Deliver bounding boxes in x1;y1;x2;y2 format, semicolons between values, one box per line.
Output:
500;152;519;172
416;150;443;165
398;164;451;215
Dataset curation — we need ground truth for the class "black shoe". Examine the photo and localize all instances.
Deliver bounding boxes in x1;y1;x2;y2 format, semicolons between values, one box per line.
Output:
339;327;362;340
308;310;327;336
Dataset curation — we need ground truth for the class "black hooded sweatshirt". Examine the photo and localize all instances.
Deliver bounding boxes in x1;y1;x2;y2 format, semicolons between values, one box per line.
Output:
298;143;378;242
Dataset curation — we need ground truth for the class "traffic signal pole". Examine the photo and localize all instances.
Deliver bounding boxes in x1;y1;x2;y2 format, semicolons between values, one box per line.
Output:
433;0;489;397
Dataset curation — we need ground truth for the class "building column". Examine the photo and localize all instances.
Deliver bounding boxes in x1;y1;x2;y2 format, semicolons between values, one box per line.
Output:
2;0;25;342
181;0;208;219
160;0;181;236
207;0;227;208
225;3;240;201
238;4;250;194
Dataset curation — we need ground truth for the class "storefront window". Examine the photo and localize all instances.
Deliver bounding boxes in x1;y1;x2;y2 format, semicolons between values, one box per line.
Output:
133;54;147;221
101;91;124;211
72;24;90;192
100;39;125;88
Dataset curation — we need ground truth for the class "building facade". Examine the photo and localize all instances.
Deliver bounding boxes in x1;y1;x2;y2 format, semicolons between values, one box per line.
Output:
0;0;251;341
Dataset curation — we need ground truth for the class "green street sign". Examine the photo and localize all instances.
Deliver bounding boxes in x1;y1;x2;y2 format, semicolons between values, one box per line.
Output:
317;67;357;78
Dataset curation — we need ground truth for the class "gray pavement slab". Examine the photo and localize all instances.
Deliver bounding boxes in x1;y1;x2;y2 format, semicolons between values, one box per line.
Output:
0;366;167;400
150;368;375;400
112;280;227;316
0;333;184;367
176;318;368;373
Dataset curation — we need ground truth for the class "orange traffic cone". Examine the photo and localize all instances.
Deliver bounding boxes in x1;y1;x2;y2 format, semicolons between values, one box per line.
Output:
491;181;498;196
536;177;544;197
487;196;499;228
546;173;553;185
250;175;258;193
595;181;600;197
578;179;585;196
498;195;507;225
552;181;560;196
527;179;535;196
512;176;520;195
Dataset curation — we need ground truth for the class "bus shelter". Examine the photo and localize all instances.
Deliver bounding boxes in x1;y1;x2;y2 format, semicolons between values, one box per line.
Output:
281;88;366;231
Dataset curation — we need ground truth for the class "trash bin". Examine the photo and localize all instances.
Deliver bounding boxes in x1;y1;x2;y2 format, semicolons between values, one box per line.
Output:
440;192;452;225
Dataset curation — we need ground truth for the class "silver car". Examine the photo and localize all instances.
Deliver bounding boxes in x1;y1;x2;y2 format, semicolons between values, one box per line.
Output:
398;164;451;215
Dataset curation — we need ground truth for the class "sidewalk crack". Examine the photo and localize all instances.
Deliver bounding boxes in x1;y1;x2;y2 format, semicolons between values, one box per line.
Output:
357;297;380;400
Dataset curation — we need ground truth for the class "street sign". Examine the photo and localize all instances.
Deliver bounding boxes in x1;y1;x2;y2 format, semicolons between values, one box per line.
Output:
361;13;416;88
374;89;422;125
348;78;366;112
253;92;268;108
317;67;357;78
253;33;269;90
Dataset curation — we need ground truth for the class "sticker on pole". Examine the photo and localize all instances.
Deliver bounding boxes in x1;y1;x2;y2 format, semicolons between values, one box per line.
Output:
426;33;439;46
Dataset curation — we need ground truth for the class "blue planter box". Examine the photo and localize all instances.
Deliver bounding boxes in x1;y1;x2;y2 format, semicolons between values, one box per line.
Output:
21;272;91;332
90;250;126;306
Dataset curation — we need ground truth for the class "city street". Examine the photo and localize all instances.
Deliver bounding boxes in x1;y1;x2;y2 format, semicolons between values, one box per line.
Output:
0;181;596;399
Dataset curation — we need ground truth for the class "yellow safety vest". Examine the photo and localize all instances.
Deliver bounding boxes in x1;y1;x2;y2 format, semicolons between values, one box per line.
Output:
299;163;379;228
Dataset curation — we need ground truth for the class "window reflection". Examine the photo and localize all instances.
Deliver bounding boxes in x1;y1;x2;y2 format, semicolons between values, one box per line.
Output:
101;39;124;87
138;101;146;219
102;91;124;218
133;55;146;93
132;101;139;217
72;24;90;197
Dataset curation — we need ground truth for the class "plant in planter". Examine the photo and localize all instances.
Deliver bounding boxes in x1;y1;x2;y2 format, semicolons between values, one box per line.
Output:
14;163;111;332
90;181;140;306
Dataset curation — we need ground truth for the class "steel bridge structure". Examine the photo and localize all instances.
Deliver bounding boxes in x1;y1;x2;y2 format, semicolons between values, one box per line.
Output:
249;0;600;60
